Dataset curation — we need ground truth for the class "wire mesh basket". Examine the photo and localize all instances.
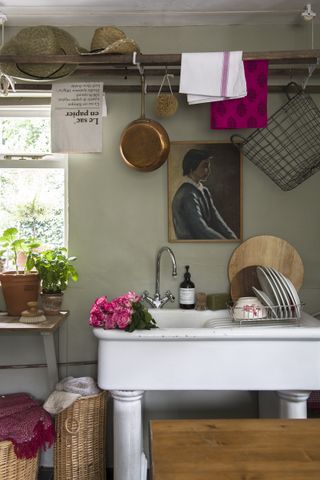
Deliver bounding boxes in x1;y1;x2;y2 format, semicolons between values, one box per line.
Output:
231;83;320;191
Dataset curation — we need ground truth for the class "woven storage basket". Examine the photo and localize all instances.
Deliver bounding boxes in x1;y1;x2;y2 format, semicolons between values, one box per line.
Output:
0;440;40;480
54;391;107;480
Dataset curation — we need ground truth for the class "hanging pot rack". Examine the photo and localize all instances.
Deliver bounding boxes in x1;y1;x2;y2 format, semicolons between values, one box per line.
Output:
0;49;319;93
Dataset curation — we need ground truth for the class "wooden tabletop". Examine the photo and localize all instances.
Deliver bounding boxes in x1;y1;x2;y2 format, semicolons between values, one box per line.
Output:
0;310;69;333
150;418;320;480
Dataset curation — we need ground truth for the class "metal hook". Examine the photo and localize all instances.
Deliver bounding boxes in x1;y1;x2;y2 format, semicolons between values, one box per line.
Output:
132;51;144;76
0;12;7;49
302;58;320;90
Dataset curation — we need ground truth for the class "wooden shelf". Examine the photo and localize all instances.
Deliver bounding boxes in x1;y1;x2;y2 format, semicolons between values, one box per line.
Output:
0;310;69;390
0;310;69;333
0;49;320;66
0;49;319;93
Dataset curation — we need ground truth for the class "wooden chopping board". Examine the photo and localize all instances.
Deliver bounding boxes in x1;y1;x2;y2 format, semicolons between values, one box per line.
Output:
230;265;261;301
228;235;304;291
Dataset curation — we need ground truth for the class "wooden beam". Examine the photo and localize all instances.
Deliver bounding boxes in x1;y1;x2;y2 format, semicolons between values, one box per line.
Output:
0;49;319;66
9;83;320;94
75;66;320;77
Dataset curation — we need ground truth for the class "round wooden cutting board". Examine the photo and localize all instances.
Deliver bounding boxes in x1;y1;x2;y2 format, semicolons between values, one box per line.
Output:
228;235;304;291
230;265;261;301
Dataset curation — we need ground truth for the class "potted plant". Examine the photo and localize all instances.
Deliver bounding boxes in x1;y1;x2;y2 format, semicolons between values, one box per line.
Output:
0;227;41;316
29;247;78;315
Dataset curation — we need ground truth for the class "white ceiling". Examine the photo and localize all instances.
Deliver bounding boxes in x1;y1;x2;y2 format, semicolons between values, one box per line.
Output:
0;1;319;27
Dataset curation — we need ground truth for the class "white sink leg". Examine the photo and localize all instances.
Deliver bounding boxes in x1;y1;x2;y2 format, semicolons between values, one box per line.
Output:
111;390;146;480
277;390;311;419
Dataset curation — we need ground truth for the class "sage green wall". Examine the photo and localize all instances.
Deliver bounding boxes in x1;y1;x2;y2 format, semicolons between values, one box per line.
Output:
1;23;320;465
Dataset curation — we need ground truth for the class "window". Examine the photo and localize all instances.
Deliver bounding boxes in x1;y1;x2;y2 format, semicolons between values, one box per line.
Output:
0;106;67;247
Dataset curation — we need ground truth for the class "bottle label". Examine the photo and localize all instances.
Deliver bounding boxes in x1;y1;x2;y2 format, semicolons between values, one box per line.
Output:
179;288;195;304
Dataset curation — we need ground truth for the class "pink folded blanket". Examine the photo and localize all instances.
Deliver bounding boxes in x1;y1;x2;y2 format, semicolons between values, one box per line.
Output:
210;60;268;129
0;392;55;459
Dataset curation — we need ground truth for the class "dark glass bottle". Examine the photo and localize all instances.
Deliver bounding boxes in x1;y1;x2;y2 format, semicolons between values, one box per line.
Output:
179;265;195;309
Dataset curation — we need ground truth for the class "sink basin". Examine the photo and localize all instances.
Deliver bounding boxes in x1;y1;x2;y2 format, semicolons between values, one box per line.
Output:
147;308;227;328
93;309;320;391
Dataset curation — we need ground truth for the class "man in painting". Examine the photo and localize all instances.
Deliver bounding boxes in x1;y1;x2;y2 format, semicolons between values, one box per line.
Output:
172;148;237;240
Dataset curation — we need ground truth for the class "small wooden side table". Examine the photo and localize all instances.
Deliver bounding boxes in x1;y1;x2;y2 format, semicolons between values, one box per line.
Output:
0;311;69;391
150;418;320;480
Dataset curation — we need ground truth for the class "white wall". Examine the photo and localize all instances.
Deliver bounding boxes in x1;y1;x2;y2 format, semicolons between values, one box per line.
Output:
1;23;320;467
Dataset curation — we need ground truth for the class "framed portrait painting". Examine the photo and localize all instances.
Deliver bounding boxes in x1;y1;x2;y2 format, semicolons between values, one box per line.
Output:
168;141;242;243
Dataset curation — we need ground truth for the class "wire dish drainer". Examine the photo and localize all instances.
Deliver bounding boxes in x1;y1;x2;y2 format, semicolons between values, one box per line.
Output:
229;304;303;327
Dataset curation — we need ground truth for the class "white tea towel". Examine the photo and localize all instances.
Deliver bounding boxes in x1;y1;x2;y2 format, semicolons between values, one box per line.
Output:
43;390;81;415
179;51;247;105
56;376;100;396
55;376;74;391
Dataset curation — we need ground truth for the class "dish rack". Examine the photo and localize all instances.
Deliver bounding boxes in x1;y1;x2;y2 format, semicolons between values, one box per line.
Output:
229;304;303;327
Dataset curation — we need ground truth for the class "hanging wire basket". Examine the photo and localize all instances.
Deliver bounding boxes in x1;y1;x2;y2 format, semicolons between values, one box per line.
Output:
231;82;320;191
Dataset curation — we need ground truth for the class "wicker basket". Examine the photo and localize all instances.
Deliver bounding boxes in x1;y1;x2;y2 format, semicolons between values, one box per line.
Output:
0;440;40;480
54;390;107;480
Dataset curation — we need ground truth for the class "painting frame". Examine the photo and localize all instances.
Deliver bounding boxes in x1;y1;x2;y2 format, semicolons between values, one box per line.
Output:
168;141;243;243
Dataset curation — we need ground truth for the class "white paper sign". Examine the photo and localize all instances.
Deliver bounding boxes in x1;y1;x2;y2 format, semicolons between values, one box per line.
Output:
51;82;104;153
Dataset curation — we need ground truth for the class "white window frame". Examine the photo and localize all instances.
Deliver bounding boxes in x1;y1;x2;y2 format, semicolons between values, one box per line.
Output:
0;106;69;247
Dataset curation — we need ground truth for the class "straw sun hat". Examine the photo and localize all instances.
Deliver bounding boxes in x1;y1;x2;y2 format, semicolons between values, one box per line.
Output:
85;26;140;55
0;26;80;81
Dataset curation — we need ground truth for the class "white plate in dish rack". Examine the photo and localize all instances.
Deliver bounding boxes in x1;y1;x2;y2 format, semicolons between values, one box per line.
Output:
252;286;277;318
268;267;293;319
204;317;234;328
256;266;281;314
265;267;290;319
277;271;301;318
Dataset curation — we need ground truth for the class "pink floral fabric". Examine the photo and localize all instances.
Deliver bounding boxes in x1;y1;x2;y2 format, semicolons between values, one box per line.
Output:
210;60;269;129
0;393;55;459
89;291;141;330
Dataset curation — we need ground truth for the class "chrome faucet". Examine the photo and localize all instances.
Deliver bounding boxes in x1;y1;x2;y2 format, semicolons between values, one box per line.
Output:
142;246;177;309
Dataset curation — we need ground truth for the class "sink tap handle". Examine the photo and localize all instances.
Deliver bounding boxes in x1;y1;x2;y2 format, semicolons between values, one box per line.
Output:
165;290;175;303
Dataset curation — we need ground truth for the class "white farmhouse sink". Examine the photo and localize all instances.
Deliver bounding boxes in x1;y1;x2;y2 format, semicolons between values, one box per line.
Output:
92;309;320;480
93;309;320;391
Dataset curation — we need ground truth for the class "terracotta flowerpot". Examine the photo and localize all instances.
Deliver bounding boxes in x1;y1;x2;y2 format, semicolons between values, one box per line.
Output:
0;271;40;316
40;292;64;315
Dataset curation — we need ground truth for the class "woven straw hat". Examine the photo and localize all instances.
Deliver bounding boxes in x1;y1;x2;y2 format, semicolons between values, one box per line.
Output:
87;26;140;54
0;26;80;81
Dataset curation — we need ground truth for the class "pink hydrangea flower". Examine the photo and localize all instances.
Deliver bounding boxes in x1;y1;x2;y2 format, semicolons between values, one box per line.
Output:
89;291;140;330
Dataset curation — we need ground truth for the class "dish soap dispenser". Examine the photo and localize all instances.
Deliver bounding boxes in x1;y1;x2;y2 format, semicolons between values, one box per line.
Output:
179;265;195;309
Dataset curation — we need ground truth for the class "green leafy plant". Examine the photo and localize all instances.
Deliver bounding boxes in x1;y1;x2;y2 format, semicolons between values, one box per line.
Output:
29;247;78;294
0;227;41;274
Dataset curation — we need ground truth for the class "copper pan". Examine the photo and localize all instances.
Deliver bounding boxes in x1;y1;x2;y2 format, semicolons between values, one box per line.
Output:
119;76;170;172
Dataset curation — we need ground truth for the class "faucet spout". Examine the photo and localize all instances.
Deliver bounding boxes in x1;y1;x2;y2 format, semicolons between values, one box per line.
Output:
142;246;177;309
155;246;177;296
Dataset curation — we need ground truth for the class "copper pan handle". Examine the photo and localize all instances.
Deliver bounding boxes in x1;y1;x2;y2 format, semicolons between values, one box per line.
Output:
140;75;145;119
